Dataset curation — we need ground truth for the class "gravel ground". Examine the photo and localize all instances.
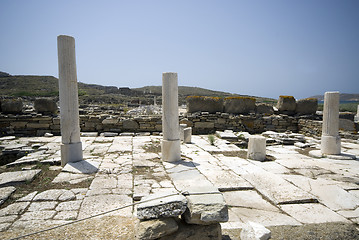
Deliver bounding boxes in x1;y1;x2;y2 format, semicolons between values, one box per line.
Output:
3;219;359;240
223;222;359;240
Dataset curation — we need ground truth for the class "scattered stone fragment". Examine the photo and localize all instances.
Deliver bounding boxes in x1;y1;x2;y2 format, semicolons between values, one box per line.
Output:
0;170;41;187
240;221;271;240
137;192;187;220
0;186;16;206
136;218;179;240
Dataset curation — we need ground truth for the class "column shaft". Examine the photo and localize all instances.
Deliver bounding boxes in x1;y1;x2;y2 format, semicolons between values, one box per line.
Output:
57;35;83;165
321;91;341;155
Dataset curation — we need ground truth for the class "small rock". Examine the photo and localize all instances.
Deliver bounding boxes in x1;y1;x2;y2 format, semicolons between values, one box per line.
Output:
240;221;271;240
136;218;178;240
44;133;53;137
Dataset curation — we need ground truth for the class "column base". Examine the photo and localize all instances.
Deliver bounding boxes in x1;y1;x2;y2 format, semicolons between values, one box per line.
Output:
162;139;181;162
184;127;192;144
247;136;266;161
321;135;341;155
61;142;83;167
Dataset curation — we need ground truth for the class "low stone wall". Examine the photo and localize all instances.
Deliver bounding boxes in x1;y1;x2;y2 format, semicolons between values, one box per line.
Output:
184;112;298;134
0;112;303;137
298;119;323;137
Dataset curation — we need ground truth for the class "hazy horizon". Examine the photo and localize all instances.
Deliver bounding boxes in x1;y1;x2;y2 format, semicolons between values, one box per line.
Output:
1;0;358;99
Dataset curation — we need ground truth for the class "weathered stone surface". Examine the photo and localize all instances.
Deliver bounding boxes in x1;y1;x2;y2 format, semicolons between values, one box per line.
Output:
255;103;274;115
20;210;57;220
280;203;349;223
183;186;228;225
295;98;317;115
240;221;271;240
33;189;74;201
339;119;356;132
34;98;57;114
122;119;139;130
224;97;256;114
136;218;179;240
0;202;30;216
186;96;223;113
1;99;23;113
62;160;100;174
276;96;296;113
223;190;279;212
16;191;38;202
215;130;238;140
0;186;16;206
137;193;187;220
28;201;58;211
229;207;301;226
0;170;41;187
56;200;82;211
234;163;316;204
78;194;132;219
159;221;222;240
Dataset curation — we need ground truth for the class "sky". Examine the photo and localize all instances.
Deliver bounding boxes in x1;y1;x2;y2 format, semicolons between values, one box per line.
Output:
0;0;358;99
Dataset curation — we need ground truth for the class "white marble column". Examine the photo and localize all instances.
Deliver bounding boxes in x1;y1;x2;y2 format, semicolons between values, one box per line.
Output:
354;105;359;122
161;72;181;162
57;35;83;166
321;91;341;155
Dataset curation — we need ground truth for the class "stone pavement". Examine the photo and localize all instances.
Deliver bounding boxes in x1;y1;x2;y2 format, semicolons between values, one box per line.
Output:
0;134;359;238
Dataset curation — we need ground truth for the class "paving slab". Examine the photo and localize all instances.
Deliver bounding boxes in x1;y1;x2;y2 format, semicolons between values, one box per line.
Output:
0;202;30;216
62;160;101;174
201;169;253;191
230;161;316;204
78;194;132;219
90;175;117;189
56;200;82;211
0;186;16;206
223;190;280;212
229;207;301;226
33;189;75;202
283;175;359;211
0;170;41;187
27;201;58;211
280;203;349;224
52;172;93;184
53;211;78;220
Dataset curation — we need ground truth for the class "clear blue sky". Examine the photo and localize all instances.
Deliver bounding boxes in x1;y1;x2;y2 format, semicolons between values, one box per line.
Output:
1;0;358;99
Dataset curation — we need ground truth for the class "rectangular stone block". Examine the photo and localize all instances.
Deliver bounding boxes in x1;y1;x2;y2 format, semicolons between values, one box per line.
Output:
27;123;50;129
137;192;187;220
182;186;228;225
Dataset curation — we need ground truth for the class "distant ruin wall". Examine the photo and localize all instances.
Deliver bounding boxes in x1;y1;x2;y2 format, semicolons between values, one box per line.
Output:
0;112;306;137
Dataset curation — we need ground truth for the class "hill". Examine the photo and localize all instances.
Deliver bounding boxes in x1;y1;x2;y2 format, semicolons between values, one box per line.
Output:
310;93;359;102
0;73;275;104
